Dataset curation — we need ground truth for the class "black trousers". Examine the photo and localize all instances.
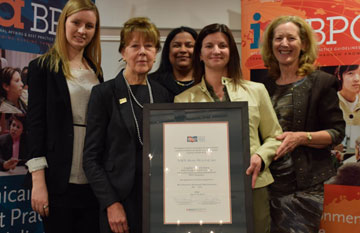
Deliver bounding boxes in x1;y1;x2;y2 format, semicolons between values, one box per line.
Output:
42;183;99;233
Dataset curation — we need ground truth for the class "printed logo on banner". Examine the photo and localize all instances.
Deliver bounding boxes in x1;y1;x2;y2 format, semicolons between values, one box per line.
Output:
0;0;74;54
0;175;43;233
241;0;360;80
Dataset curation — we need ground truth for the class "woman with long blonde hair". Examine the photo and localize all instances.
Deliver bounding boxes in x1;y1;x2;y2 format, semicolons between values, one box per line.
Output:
26;0;103;232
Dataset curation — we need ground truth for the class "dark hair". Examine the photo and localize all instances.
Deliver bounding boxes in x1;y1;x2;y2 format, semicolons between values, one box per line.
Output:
21;66;28;86
0;67;20;98
9;114;25;128
153;26;198;75
193;23;242;85
8;114;26;141
335;64;360;90
332;163;360;186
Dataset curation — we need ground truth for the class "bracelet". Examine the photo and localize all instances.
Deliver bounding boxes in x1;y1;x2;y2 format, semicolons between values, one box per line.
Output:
306;132;312;141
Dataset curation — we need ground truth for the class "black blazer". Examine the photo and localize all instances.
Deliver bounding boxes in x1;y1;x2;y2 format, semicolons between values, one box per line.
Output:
83;71;172;211
0;134;27;171
26;57;103;194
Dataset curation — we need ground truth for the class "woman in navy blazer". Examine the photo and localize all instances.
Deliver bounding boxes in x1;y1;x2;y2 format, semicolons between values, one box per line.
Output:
25;1;103;232
83;17;172;233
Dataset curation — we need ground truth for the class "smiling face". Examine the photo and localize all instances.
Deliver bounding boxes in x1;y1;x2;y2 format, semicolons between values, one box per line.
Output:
65;10;97;53
3;71;23;99
272;22;304;68
342;66;360;95
121;31;157;76
169;32;195;72
200;32;230;73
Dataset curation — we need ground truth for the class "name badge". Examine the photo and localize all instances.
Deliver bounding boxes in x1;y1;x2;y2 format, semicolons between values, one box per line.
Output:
119;98;127;104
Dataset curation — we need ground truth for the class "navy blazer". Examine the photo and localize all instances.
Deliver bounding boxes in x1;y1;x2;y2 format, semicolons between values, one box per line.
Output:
26;57;103;194
83;71;172;211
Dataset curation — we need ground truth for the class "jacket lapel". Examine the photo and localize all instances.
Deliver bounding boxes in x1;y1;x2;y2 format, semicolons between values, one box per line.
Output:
222;78;248;102
113;71;136;139
53;67;72;117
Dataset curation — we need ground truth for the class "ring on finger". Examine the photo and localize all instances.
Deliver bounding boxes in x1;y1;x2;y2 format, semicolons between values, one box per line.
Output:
43;205;49;209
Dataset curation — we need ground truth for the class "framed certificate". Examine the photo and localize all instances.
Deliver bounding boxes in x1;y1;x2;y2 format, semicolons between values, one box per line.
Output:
143;102;253;233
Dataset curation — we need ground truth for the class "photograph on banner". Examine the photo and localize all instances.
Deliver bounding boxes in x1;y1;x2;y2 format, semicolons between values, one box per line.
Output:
0;48;32;176
0;113;27;176
320;65;360;164
0;48;39;114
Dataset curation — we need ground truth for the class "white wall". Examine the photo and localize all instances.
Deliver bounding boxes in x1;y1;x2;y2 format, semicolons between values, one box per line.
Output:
97;0;241;80
96;0;241;29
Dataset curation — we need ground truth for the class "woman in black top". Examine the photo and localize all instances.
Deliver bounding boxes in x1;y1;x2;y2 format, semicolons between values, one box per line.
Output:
149;26;197;98
83;17;172;233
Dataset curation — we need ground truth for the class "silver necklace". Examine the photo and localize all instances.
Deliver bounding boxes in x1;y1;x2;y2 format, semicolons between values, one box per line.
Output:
123;72;153;146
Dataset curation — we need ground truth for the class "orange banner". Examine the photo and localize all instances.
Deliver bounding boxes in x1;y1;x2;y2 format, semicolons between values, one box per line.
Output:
241;0;360;80
319;184;360;233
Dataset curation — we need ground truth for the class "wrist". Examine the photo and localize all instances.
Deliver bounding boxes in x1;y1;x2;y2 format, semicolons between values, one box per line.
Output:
31;170;46;187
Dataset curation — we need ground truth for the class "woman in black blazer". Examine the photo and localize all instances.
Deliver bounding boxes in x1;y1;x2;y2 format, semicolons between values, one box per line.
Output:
83;17;172;233
25;1;103;232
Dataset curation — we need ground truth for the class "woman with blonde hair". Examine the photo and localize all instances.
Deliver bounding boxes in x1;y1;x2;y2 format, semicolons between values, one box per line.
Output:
26;0;103;232
260;15;345;232
83;17;171;233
